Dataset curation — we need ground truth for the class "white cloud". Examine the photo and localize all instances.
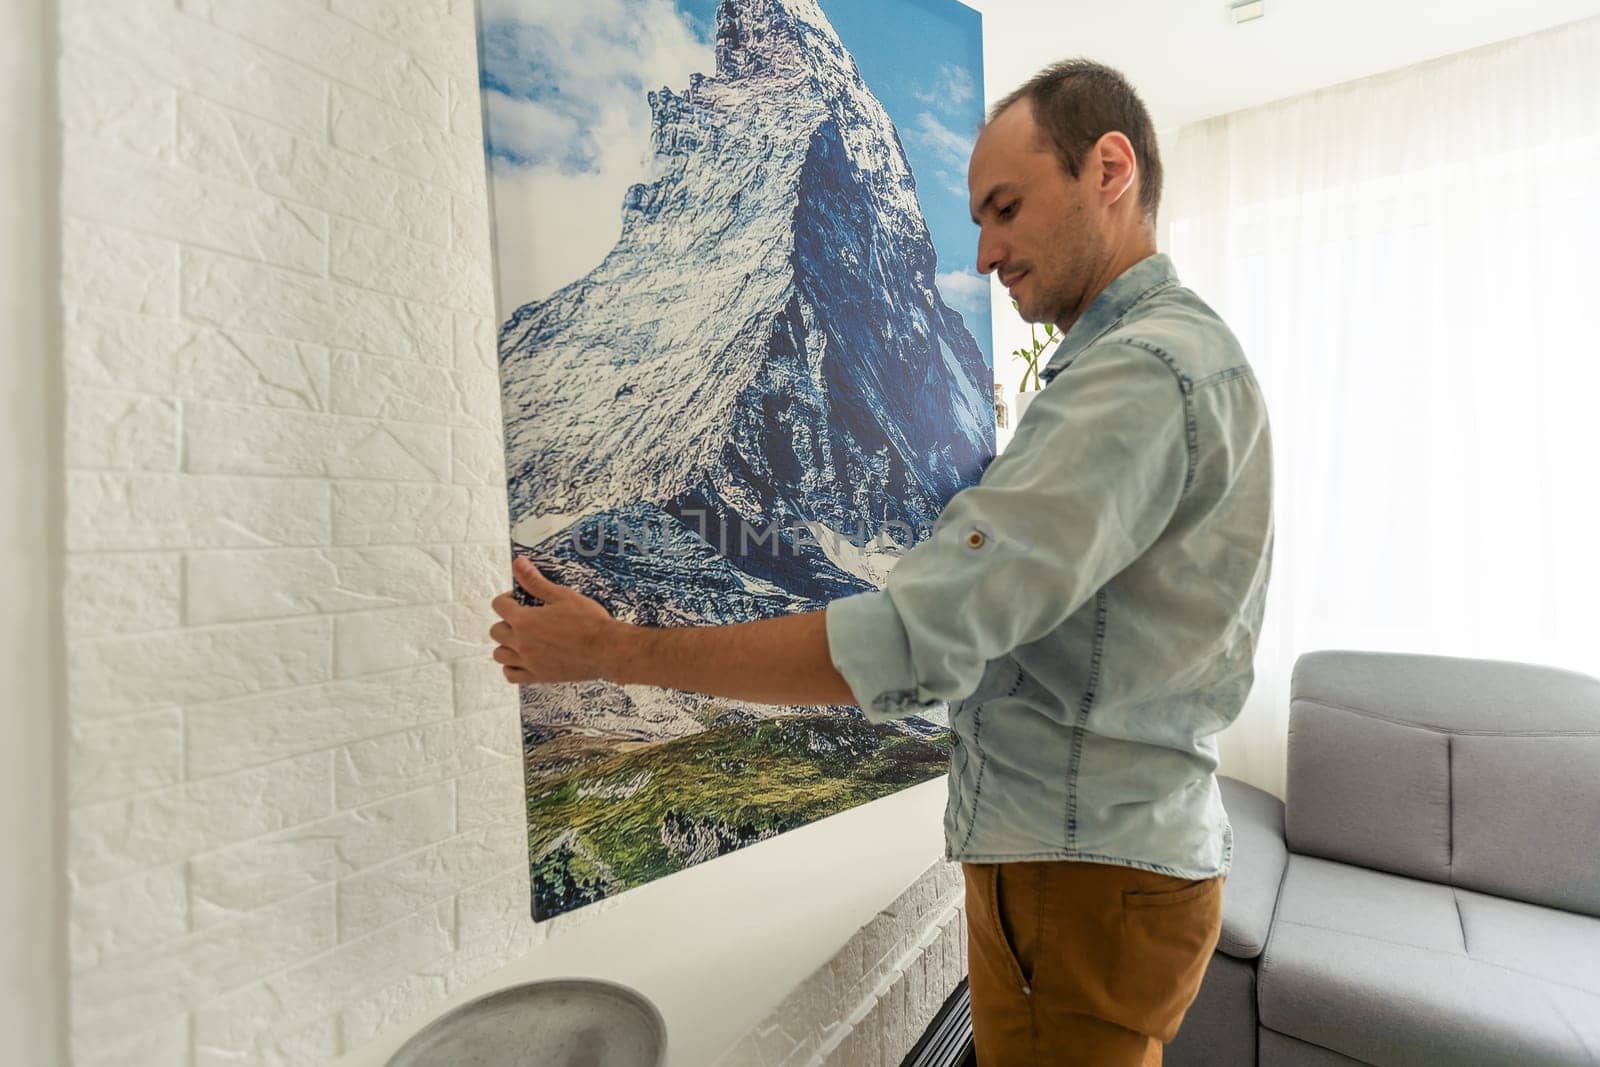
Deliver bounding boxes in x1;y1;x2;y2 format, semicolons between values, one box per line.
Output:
936;268;991;322
483;90;583;166
914;64;976;110
911;112;976;174
476;0;714;311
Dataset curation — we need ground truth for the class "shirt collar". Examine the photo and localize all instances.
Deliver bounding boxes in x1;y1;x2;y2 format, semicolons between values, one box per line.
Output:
1039;253;1180;383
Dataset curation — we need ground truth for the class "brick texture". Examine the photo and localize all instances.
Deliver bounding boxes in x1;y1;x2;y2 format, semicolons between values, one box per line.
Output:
714;860;969;1067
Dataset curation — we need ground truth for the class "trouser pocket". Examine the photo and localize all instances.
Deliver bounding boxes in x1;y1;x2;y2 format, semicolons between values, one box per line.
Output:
963;862;1035;999
1107;874;1225;1043
993;862;1037;993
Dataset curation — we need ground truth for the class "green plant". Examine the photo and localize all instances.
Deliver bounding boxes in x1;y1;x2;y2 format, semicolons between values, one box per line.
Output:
1008;299;1057;392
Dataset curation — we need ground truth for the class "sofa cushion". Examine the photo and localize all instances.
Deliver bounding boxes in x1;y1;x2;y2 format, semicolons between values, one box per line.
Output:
1216;775;1287;960
1288;650;1600;917
1258;855;1600;1066
1453;732;1600;918
1285;700;1450;882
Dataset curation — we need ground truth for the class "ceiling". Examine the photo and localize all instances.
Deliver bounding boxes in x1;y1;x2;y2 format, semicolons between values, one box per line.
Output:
967;0;1600;131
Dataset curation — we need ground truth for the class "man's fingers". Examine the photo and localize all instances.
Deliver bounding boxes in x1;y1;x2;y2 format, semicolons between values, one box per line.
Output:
502;665;533;684
488;621;513;645
491;644;520;666
512;556;567;602
489;591;521;621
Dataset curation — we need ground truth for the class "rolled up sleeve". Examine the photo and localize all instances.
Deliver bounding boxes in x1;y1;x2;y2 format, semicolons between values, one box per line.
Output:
824;586;939;722
825;342;1191;720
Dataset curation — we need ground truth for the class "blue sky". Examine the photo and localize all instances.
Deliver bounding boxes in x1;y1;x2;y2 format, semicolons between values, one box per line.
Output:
675;0;992;362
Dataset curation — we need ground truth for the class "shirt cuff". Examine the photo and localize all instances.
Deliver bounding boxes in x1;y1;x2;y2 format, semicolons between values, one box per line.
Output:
825;589;945;724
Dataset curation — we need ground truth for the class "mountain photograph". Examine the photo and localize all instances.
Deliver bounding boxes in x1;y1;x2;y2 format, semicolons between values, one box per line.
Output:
474;0;993;920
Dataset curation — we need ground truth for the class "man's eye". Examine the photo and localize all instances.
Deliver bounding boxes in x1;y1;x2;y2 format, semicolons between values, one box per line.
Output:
998;202;1018;219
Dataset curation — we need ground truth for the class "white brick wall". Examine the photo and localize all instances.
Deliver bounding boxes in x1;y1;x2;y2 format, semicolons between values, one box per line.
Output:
58;2;964;1064
57;0;540;1062
716;860;969;1067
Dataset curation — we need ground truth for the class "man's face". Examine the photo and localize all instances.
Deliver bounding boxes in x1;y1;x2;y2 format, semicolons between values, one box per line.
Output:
968;99;1108;329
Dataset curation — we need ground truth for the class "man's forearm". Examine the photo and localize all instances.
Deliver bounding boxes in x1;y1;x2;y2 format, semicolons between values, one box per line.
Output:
601;608;857;707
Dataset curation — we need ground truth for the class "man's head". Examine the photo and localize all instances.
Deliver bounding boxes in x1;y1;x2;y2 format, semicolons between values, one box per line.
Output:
968;59;1162;330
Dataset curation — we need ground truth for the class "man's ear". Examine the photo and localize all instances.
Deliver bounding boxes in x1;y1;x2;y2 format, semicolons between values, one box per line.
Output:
1095;131;1138;208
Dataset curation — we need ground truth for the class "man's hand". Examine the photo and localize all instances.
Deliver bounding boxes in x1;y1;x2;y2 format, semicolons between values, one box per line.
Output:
489;557;623;685
487;557;857;707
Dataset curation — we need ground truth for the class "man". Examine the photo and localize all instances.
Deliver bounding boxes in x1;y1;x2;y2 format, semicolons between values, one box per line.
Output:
491;58;1274;1066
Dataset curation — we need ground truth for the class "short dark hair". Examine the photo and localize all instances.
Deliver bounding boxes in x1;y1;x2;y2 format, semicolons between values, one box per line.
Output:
989;59;1162;224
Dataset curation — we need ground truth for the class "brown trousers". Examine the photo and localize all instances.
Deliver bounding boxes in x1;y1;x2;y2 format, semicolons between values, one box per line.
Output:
961;859;1224;1066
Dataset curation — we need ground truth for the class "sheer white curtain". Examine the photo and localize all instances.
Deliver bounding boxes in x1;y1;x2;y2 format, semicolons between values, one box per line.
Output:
1159;16;1600;798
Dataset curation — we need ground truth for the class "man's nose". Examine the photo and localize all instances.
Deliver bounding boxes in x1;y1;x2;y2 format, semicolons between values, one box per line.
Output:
976;229;1004;276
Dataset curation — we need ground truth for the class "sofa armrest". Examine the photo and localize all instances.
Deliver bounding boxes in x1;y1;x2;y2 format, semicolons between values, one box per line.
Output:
1216;775;1288;960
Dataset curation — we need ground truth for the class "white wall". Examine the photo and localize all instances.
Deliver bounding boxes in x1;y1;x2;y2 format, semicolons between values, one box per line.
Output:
3;0;66;1061
57;0;525;1058
982;0;1600;132
56;1;959;1064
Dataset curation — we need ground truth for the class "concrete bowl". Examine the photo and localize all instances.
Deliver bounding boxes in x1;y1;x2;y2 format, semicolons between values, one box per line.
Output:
386;976;667;1067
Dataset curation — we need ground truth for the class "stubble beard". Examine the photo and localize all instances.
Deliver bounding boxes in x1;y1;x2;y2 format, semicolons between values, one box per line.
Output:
1046;220;1109;332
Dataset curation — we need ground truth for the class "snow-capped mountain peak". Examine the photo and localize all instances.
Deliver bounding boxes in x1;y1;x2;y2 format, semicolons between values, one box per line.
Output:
498;0;993;614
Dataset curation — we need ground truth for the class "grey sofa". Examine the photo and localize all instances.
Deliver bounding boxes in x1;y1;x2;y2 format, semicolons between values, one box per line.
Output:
1167;649;1600;1066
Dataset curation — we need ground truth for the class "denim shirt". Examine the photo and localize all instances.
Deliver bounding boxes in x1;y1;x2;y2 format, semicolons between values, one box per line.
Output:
825;252;1274;878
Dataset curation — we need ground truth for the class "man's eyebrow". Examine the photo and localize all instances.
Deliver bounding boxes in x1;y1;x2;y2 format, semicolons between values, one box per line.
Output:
970;184;1016;225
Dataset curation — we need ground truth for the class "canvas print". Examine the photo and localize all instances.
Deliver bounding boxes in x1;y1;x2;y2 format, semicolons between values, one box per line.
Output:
474;0;994;920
